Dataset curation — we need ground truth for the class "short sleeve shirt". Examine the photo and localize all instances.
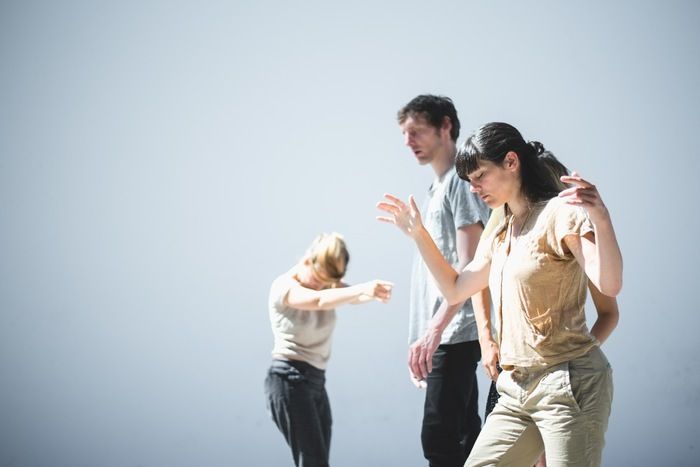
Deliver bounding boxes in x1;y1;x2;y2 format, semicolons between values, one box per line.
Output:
480;197;598;368
268;272;336;370
409;168;491;344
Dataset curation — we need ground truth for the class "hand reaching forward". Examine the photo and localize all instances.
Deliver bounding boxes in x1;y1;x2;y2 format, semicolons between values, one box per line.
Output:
358;280;394;303
376;194;424;238
559;172;611;225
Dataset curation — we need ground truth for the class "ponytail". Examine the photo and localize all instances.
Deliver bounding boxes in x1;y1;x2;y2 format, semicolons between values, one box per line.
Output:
456;123;564;202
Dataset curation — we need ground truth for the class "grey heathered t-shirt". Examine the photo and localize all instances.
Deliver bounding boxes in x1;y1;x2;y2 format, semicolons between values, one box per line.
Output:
409;167;491;345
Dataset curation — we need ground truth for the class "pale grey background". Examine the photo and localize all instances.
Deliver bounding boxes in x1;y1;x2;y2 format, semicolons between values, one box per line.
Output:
1;1;698;466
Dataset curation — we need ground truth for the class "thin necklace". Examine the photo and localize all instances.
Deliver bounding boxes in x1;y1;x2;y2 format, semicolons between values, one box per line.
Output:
510;204;533;239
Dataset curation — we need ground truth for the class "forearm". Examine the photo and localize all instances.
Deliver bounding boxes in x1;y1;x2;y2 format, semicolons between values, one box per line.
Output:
317;285;366;309
428;299;464;335
413;226;462;303
590;311;619;345
471;287;495;344
591;219;623;296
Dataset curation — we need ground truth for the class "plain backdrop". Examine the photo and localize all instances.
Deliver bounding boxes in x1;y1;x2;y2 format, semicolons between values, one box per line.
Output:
1;1;699;466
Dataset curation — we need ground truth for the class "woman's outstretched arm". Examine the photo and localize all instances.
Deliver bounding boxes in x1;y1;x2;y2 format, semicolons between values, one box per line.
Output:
286;280;393;311
377;193;490;305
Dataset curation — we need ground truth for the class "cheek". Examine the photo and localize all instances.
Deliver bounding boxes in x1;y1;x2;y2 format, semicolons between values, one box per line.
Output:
488;172;509;189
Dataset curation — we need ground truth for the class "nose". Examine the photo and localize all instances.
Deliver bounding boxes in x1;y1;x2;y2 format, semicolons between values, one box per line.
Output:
404;133;412;147
469;182;479;193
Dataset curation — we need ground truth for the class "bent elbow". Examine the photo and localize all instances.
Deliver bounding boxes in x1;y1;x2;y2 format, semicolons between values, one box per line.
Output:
601;279;623;297
444;289;462;306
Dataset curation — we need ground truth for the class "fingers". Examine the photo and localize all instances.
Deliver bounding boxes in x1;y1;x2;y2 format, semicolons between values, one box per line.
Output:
559;184;598;196
408;345;421;380
376;194;412;215
560;172;594;189
376;216;395;223
559;187;602;207
409;194;419;212
418;348;429;380
559;179;600;201
426;348;433;374
383;193;407;208
376;202;400;215
480;341;500;380
408;341;430;380
371;280;394;302
409;371;427;389
483;361;499;381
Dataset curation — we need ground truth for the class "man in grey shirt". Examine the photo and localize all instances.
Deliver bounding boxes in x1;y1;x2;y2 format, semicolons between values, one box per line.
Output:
396;95;492;467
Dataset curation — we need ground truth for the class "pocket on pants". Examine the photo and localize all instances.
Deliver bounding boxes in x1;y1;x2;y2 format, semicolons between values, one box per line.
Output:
567;360;613;417
534;363;582;413
561;365;583;412
495;369;521;405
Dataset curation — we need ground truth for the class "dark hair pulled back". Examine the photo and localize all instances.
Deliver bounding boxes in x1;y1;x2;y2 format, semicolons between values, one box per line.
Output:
455;122;564;202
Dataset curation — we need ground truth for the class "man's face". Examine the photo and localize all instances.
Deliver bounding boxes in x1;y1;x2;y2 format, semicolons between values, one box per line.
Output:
399;115;448;166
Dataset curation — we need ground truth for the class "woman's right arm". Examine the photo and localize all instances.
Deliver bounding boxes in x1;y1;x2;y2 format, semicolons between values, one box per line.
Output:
285;280;393;311
377;193;490;305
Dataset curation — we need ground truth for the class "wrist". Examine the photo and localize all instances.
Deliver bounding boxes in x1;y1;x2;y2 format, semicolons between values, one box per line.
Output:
590;206;612;227
412;223;429;241
351;283;367;298
426;320;446;337
479;333;496;346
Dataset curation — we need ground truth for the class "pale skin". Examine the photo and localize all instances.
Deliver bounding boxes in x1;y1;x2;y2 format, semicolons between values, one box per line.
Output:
284;257;393;310
407;223;488;387
399;114;492;388
377;151;623;366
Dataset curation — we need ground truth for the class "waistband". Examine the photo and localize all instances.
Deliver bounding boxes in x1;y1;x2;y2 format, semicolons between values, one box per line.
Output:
506;346;610;378
270;359;326;384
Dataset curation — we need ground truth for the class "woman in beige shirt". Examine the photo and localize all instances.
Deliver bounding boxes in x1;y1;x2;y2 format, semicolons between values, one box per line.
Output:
481;152;620;467
377;122;622;467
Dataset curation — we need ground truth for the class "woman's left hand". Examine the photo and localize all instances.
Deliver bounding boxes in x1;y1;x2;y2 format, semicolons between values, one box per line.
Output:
558;172;611;225
376;193;424;238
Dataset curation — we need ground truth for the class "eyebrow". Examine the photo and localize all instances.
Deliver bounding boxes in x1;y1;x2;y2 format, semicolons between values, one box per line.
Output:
465;168;482;180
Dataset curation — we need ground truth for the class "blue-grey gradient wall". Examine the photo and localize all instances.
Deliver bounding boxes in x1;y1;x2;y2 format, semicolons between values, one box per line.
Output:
2;1;699;466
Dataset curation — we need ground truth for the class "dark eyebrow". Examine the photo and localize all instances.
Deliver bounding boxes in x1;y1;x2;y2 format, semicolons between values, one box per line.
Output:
464;169;481;183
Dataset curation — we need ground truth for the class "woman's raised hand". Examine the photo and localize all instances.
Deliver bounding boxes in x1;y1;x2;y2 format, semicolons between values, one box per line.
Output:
559;172;610;225
359;280;394;303
376;194;424;238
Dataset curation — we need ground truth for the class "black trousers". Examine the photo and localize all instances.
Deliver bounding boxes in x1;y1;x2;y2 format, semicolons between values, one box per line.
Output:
265;359;331;467
422;340;482;467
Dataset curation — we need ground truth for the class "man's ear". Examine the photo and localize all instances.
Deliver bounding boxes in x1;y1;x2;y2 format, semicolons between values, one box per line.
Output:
440;116;452;138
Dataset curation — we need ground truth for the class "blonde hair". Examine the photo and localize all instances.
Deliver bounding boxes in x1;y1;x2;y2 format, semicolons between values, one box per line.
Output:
307;232;350;286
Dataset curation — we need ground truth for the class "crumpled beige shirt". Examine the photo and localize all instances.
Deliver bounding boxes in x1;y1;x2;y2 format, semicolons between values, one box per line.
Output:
478;197;598;368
